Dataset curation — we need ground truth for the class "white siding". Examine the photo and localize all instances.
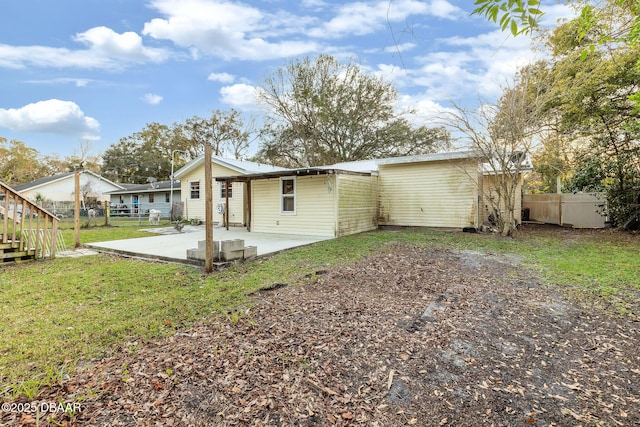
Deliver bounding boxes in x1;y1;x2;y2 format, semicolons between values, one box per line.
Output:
252;175;336;237
481;174;524;225
179;164;247;224
19;174;121;204
336;174;378;236
378;160;479;228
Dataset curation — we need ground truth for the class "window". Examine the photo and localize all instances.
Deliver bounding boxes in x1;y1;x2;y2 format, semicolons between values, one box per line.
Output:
220;181;233;199
165;192;170;203
190;181;200;199
148;193;154;204
280;177;295;213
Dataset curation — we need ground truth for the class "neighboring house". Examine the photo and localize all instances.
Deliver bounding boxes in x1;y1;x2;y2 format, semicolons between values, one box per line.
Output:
173;155;286;225
13;170;124;216
106;180;180;219
178;151;527;238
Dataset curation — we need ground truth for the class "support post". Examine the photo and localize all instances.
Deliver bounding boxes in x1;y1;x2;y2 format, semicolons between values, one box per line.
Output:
74;166;82;248
246;179;251;232
204;143;214;273
225;178;230;231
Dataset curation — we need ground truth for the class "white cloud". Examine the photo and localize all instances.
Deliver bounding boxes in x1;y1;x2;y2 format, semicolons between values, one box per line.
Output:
384;42;417;53
301;0;327;9
219;84;259;109
428;0;461;19
308;0;461;38
539;2;579;27
143;0;321;61
405;29;538;102
24;77;94;87
397;94;455;123
142;93;163;105
0;27;171;70
74;26;170;63
208;72;236;84
0;99;100;137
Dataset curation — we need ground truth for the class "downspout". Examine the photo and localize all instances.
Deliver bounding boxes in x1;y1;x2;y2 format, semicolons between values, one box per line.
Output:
333;174;339;237
477;161;483;228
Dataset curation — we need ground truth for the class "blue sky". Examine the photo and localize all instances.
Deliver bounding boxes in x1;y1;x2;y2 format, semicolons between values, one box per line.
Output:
0;0;573;159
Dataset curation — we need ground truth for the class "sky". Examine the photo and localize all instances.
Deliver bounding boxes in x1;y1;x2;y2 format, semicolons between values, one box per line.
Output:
0;0;574;159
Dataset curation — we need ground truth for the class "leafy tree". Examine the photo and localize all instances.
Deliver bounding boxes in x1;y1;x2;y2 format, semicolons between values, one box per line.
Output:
101;122;194;184
102;110;252;183
483;1;640;226
0;138;51;185
473;0;639;43
472;0;544;35
181;109;251;158
532;17;639;225
255;54;450;167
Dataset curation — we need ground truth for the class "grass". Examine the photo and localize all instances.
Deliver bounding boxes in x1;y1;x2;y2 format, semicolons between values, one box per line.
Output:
1;225;638;399
55;217;171;248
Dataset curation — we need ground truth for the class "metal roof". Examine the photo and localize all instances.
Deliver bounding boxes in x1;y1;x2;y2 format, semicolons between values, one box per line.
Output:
214;167;371;182
12;170;124;192
105;180;180;194
375;150;484;166
174;154;287;179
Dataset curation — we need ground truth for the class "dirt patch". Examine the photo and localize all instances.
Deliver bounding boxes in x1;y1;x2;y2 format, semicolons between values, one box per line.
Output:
3;236;640;426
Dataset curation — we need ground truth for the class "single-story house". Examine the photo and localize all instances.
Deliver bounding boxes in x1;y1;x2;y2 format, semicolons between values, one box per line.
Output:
178;151;527;238
173;155;286;226
13;170;123;217
105;180;180;219
217;160;379;237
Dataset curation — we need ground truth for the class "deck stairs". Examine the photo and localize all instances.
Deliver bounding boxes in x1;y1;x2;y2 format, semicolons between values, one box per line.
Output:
1;180;62;264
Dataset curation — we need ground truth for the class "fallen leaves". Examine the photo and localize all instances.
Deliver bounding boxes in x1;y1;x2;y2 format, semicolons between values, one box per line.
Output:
2;243;639;426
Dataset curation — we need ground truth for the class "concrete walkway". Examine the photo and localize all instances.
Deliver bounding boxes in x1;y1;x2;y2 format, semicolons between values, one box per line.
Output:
86;225;332;264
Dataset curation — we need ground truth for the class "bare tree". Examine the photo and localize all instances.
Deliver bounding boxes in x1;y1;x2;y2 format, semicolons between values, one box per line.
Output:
442;81;542;236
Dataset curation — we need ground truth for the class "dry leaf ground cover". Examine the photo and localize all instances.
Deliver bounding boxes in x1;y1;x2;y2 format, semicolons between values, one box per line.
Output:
2;226;639;426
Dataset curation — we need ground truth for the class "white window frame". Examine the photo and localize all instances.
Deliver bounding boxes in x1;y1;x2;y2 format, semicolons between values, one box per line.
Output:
220;181;233;199
280;177;296;214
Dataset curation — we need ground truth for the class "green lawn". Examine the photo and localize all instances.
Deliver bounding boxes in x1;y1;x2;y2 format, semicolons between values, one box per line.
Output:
56;217;170;248
1;225;638;399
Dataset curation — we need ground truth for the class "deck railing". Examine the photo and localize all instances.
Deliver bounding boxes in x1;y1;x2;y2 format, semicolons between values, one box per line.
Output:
1;180;61;261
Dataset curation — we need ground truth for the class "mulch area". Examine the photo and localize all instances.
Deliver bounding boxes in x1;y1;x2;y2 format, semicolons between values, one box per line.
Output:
3;226;640;426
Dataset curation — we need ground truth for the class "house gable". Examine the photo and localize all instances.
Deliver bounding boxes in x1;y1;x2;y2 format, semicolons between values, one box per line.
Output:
16;171;124;204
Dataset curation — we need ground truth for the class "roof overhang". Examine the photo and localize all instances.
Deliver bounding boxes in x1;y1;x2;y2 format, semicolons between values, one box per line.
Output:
375;150;484;166
214;167;371;182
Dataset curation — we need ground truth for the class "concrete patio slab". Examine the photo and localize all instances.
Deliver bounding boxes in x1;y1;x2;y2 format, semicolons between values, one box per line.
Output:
86;226;332;265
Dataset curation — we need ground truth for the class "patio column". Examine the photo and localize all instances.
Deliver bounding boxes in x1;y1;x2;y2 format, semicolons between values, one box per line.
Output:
204;143;214;273
225;178;230;231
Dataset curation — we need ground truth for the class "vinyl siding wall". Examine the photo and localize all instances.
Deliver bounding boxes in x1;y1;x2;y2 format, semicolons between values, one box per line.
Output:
378;159;480;228
179;164;246;224
336;174;378;236
481;174;523;224
252;175;336;237
109;191;178;217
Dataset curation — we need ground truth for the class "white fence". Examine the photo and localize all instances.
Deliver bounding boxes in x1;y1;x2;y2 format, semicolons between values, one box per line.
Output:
523;193;607;228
